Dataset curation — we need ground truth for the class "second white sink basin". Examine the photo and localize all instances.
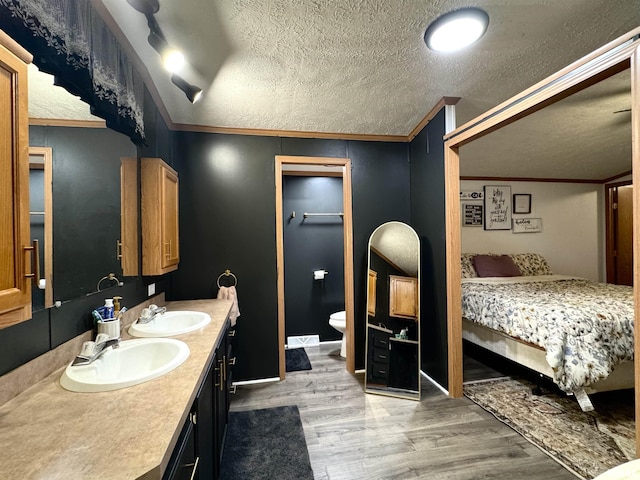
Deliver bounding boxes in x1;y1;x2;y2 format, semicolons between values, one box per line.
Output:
128;310;211;337
60;338;189;393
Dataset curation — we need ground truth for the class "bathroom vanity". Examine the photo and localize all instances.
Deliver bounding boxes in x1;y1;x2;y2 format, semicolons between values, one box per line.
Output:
0;298;233;479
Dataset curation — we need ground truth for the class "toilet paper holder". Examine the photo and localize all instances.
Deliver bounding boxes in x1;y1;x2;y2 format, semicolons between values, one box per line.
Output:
313;269;328;280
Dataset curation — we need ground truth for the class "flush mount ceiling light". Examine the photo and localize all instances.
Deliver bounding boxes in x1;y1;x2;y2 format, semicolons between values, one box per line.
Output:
424;7;489;53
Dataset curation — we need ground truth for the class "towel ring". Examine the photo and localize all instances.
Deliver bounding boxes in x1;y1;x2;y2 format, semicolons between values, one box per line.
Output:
217;269;238;288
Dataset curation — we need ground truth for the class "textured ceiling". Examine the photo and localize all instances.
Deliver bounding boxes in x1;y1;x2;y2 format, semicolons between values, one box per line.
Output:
27;0;640;180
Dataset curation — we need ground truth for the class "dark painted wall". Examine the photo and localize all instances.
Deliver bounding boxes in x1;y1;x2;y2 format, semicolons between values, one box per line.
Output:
283;176;344;341
171;134;410;381
409;108;449;389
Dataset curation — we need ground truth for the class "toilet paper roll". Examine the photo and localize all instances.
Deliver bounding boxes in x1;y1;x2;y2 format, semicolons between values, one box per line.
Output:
313;270;327;280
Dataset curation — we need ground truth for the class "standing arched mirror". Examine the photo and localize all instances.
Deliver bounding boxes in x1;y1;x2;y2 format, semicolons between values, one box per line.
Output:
365;221;421;400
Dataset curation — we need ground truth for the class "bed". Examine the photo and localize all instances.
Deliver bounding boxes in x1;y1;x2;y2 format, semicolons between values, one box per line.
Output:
461;253;635;410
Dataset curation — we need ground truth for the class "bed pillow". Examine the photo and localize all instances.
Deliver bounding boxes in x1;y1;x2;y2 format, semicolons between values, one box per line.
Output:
510;253;552;276
461;253;478;278
473;254;521;277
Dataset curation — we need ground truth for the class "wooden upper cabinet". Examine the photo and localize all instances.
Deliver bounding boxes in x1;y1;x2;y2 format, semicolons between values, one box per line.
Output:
0;32;32;328
120;158;139;276
367;270;377;316
389;275;418;320
141;157;179;276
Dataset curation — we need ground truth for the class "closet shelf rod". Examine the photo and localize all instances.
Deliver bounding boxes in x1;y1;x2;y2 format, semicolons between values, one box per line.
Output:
303;212;344;218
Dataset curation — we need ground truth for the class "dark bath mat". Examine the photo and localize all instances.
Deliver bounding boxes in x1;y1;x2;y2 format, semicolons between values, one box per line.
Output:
219;405;314;480
285;347;312;372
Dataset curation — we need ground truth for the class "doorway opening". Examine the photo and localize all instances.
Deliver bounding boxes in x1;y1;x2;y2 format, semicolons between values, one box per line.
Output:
606;181;633;286
275;156;355;379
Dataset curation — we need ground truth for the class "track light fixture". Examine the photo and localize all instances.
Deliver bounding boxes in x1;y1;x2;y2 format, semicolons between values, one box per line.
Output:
171;74;203;103
127;0;203;101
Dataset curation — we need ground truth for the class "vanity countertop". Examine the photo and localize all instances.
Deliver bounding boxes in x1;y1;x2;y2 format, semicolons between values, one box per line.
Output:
0;298;232;480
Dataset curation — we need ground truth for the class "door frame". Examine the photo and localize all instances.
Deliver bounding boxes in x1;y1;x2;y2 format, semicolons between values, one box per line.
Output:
275;155;355;378
443;28;640;453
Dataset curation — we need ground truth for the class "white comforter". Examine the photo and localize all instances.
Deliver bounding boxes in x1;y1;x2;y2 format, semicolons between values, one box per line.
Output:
461;275;634;392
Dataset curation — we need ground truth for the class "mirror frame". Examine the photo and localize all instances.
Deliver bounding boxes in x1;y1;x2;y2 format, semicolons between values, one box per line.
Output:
28;146;53;310
364;221;421;401
443;28;640;452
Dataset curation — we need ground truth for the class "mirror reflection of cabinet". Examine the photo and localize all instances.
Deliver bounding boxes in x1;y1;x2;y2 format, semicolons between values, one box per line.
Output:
365;221;420;400
141;157;180;276
367;270;377;316
119;157;138;276
389;275;417;319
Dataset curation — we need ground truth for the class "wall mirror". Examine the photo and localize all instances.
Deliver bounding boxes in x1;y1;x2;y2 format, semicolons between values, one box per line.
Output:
365;221;421;401
28;65;138;306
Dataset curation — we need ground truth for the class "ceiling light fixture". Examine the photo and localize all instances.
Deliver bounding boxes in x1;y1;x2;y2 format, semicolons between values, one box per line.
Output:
127;0;203;101
171;74;203;104
424;7;489;53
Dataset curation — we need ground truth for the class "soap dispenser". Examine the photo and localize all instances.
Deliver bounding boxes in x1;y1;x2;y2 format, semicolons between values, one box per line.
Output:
113;296;122;317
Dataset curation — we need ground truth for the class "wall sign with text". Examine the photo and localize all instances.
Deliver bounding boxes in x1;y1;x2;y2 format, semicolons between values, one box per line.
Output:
512;217;543;233
462;203;483;227
484;185;511;230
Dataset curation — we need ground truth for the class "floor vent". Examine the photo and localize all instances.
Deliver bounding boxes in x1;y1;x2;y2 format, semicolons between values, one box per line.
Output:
287;335;320;348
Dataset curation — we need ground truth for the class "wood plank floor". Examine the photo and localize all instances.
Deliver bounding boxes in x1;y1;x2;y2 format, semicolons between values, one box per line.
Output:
229;343;576;480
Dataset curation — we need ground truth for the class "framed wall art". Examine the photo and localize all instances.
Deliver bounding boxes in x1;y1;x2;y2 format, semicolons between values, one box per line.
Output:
512;217;543;233
483;185;511;230
513;193;532;214
462;203;483;227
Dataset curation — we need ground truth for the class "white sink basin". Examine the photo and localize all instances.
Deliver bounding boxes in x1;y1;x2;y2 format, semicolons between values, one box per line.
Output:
128;310;211;337
60;338;190;393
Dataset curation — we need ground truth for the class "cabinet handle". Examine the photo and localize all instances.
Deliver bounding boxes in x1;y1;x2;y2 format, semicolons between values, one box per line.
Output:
230;385;237;395
116;240;122;260
23;240;42;284
214;365;221;388
228;329;236;337
228;356;236;366
222;355;227;383
190;412;197;425
219;359;225;391
188;456;199;480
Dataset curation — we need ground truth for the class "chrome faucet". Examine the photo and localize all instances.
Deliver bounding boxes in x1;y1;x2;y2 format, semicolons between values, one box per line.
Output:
137;304;167;324
72;333;120;366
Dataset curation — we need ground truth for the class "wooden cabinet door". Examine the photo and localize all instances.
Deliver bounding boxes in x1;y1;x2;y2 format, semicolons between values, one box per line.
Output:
120;158;138;276
367;270;377;316
162;167;179;269
142;158;179;275
0;39;31;327
389;275;417;319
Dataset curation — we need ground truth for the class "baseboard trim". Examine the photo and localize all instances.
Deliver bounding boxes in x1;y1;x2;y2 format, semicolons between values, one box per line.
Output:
421;370;449;396
233;377;281;386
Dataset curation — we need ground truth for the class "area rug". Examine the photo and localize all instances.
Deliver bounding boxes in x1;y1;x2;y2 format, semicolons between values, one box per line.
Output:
285;347;312;372
219;405;314;480
464;377;635;479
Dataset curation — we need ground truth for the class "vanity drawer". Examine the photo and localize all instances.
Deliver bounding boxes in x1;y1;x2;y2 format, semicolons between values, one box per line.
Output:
371;347;389;364
368;360;390;385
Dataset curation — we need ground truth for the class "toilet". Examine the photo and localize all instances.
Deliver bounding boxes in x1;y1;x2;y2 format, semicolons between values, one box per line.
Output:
329;311;347;358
